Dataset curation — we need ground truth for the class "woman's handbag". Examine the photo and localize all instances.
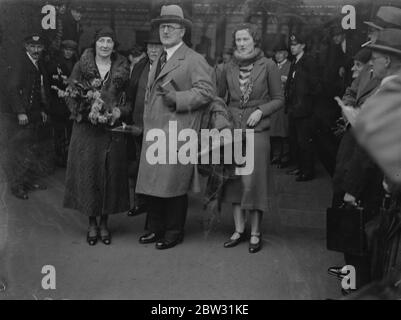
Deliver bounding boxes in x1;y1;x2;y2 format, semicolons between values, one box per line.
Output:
326;202;367;256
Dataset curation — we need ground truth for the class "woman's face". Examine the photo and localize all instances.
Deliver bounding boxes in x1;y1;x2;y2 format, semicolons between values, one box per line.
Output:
96;37;114;58
235;29;255;55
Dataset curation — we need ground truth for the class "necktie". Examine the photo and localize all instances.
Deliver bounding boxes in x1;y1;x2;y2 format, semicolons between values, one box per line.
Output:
155;51;167;78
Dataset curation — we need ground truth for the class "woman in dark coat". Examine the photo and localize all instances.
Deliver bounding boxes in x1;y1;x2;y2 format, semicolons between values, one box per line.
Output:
218;23;284;253
63;27;131;246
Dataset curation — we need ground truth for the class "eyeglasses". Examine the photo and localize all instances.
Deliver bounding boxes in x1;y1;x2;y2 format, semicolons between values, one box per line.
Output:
159;24;183;32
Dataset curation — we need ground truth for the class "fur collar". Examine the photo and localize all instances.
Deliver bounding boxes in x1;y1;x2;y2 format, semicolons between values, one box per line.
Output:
233;48;264;67
79;48;129;88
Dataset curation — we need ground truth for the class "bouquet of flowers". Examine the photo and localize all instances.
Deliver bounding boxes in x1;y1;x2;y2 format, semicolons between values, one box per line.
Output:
51;78;120;126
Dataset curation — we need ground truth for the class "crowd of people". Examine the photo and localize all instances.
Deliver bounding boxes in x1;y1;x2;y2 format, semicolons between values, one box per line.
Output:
5;2;401;296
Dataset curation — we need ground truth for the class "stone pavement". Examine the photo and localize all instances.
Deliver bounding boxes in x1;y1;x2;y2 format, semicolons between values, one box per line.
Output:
0;165;345;300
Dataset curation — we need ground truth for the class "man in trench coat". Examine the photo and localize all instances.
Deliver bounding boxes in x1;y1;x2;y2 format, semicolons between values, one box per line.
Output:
135;5;215;249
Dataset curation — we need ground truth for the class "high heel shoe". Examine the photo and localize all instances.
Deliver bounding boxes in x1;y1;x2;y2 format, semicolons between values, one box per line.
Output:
87;226;98;246
99;227;112;245
224;231;245;248
249;233;262;253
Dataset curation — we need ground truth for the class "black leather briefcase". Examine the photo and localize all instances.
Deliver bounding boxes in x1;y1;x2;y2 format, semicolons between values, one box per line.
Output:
326;204;367;256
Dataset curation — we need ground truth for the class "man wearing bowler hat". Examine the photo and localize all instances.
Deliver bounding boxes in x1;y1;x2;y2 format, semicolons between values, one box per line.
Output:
8;34;50;199
127;29;163;217
135;4;214;249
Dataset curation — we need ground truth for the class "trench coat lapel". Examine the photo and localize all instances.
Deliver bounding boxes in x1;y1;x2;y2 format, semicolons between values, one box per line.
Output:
151;43;187;91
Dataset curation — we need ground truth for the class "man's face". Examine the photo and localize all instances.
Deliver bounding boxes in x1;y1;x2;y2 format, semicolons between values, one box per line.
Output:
71;9;82;22
159;23;185;48
25;43;44;60
147;43;163;63
370;51;389;79
290;43;304;56
333;33;345;45
275;50;287;63
222;53;231;63
63;48;75;60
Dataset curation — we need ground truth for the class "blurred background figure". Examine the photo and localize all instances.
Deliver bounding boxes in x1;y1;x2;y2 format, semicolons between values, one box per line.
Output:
127;44;146;78
47;39;78;168
285;33;319;182
270;42;291;168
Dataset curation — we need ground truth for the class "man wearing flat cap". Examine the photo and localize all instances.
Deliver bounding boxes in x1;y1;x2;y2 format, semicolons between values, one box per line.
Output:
47;39;78;167
136;4;215;249
126;29;163;218
8;34;51;199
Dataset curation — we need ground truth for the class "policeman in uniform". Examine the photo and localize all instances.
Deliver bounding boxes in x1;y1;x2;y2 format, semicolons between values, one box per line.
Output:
285;33;319;181
8;34;50;199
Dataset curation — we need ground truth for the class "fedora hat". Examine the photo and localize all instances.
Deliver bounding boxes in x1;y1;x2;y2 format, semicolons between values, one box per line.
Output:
367;28;401;57
364;6;401;30
151;4;192;29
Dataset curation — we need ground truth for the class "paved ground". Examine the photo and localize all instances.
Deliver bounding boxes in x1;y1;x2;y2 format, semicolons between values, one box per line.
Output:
0;164;344;300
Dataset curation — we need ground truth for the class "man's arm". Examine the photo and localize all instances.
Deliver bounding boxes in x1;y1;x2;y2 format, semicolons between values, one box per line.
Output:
175;55;215;113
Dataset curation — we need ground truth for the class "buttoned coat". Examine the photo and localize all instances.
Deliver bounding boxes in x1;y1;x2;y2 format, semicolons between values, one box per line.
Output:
217;55;284;131
9;52;50;123
135;43;215;198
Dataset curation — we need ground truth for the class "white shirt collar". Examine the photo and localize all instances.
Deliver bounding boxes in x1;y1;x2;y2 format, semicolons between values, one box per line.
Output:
164;41;184;61
277;59;288;68
341;38;347;53
26;51;39;69
295;51;304;63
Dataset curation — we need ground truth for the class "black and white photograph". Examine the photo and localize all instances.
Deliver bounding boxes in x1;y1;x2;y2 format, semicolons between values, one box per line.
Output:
0;0;401;304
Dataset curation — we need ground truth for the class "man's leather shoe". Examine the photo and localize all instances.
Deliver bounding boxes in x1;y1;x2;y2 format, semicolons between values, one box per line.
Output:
11;187;28;200
127;204;147;217
155;237;183;250
139;233;158;244
24;182;47;191
295;174;314;182
286;168;301;175
224;231;245;248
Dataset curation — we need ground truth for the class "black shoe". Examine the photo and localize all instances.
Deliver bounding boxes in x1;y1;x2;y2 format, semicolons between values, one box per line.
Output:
295;174;314;182
271;157;281;165
249;233;262;253
87;226;98;246
24;182;47;191
286;168;301;175
139;232;159;244
277;160;290;169
328;266;348;279
99;227;111;245
155;236;183;250
224;231;245;248
11;186;28;200
127;204;147;217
